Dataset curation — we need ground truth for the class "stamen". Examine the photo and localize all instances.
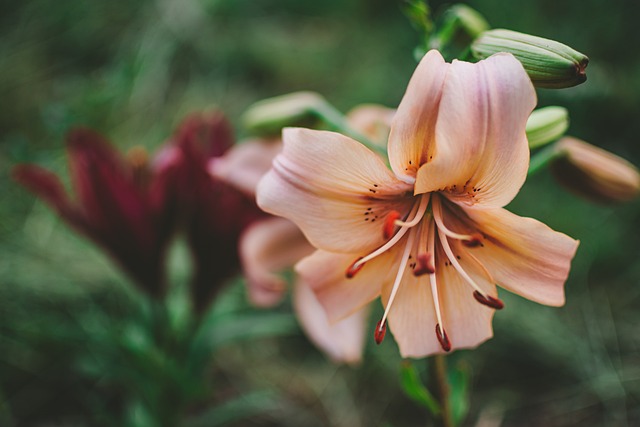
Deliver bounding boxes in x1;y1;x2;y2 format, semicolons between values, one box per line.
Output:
394;193;430;227
427;220;446;343
413;252;435;276
379;229;416;327
383;210;401;239
431;196;484;246
433;196;499;309
435;324;451;352
374;319;387;344
473;291;504;310
351;196;427;270
345;257;365;278
461;233;484;248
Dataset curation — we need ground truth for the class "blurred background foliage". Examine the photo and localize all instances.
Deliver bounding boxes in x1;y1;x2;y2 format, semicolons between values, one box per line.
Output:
1;0;639;426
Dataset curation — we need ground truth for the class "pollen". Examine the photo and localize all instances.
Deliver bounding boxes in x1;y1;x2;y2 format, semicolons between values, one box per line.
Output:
345;257;365;278
383;210;401;239
435;324;451;352
473;291;505;310
462;233;484;248
374;319;387;344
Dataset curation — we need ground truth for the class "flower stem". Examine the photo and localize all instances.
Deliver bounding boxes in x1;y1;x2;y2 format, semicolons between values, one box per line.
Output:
528;143;564;175
433;355;454;427
310;102;387;156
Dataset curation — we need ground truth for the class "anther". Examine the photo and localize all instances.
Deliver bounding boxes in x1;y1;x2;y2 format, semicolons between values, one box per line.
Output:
345;257;365;279
374;319;387;345
383;210;401;239
473;291;504;310
462;233;484;248
413;253;435;276
435;324;451;352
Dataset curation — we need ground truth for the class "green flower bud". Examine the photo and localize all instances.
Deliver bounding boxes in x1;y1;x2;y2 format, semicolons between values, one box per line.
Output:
526;106;569;149
445;4;490;39
243;92;328;136
471;29;589;89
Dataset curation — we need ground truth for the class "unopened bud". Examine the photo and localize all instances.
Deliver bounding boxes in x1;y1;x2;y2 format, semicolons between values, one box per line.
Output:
551;137;640;203
242;91;328;136
445;4;490;39
471;29;589;89
526;106;569;149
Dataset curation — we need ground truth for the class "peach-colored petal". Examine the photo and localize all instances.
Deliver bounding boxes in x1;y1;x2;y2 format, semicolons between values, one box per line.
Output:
346;104;395;149
383;239;496;358
381;270;440;358
437;244;496;351
295;249;398;322
415;53;536;208
463;208;579;306
240;217;315;307
388;50;449;182
293;279;367;364
209;138;282;196
257;128;413;254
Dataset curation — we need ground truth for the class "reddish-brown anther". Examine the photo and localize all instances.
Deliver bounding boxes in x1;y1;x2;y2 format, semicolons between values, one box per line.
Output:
435;324;451;352
374;320;387;345
413;252;435;276
383;210;401;239
345;257;365;278
461;232;484;248
473;290;505;310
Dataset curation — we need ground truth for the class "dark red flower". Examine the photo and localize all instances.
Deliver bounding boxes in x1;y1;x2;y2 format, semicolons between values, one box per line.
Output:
13;129;177;298
164;113;266;313
13;112;263;308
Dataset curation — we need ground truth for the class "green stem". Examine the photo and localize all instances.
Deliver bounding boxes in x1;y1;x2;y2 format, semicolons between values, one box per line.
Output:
433;355;454;427
311;103;387;156
528;143;564;175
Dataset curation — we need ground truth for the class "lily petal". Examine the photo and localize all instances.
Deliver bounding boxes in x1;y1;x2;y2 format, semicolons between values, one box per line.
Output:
240;217;315;307
12;164;81;226
346;104;395;149
415;53;536;208
257;128;413;253
293;279;367;364
209;138;282;196
437;244;496;352
296;249;398;322
382;270;440;358
388;50;449;182
463;208;579;306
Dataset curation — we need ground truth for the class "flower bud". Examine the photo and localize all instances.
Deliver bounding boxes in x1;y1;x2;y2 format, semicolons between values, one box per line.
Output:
551;137;640;203
526;106;569;149
471;29;589;89
242;91;328;136
445;4;490;39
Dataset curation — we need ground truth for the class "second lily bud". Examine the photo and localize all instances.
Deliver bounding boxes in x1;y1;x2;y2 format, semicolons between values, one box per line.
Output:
471;29;589;89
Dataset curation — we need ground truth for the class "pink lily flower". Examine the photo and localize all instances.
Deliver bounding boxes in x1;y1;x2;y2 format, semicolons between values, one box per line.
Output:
211;105;394;363
257;51;580;358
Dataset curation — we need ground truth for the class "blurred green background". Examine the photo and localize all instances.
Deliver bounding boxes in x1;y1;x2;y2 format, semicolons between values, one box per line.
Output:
1;0;639;426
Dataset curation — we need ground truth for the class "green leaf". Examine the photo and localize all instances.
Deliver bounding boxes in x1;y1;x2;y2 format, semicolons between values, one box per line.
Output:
184;390;280;427
400;360;441;416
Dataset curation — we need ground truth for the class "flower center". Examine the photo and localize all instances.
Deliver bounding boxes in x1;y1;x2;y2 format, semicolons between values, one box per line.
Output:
345;192;504;352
